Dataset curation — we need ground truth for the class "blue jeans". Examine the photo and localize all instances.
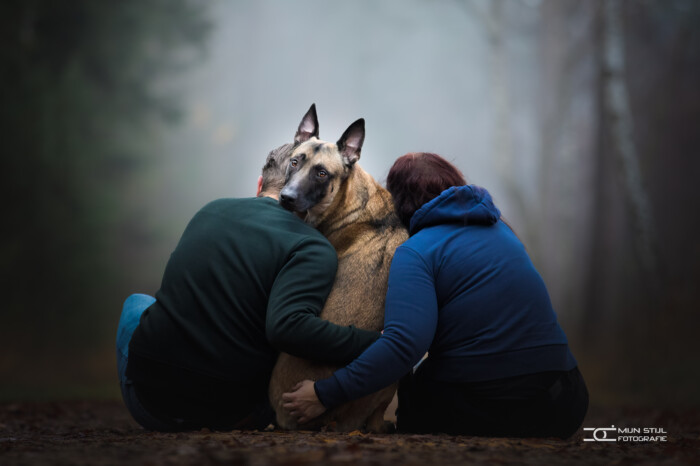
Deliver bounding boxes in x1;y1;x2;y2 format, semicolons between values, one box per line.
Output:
116;293;180;431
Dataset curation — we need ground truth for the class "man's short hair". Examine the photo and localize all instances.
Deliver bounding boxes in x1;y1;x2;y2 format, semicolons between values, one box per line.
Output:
261;143;294;195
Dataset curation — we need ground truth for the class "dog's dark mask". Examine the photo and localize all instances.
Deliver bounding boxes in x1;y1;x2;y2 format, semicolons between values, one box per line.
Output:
279;149;337;213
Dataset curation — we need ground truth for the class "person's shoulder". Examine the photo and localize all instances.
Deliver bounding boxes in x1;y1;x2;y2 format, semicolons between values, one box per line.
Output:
393;240;429;267
287;225;337;266
294;230;336;257
394;230;446;271
202;196;286;215
204;196;334;250
400;230;433;255
198;197;250;212
247;198;335;251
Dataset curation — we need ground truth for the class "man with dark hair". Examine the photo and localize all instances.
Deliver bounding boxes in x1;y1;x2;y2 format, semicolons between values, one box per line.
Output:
116;108;380;431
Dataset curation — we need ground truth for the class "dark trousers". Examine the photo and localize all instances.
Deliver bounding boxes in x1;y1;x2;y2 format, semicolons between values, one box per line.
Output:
117;294;274;432
125;381;275;432
397;366;588;438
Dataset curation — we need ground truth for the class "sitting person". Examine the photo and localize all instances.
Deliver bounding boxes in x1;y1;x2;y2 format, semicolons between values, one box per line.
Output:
282;152;588;438
116;132;380;431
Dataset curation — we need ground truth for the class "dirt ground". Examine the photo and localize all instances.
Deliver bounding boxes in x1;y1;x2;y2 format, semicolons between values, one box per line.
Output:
1;401;698;466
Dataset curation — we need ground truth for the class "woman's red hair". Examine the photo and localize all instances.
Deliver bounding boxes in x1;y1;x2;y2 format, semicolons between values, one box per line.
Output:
387;152;466;229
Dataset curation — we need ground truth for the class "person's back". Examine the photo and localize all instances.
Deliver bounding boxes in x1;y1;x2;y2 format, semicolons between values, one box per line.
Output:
400;185;576;383
127;196;338;427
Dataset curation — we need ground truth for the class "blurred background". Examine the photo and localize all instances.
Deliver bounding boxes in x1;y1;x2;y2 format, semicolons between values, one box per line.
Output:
1;0;699;408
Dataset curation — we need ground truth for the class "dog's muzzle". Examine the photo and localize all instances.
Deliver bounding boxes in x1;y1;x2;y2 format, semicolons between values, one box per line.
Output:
279;187;298;212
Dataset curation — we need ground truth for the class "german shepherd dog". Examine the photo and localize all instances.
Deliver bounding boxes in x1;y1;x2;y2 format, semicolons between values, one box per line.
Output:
268;105;408;432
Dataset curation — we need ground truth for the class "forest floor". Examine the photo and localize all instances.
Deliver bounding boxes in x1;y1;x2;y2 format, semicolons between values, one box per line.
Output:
1;401;698;466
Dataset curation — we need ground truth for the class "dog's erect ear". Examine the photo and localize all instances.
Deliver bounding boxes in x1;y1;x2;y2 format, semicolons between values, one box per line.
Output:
336;118;365;166
294;103;319;144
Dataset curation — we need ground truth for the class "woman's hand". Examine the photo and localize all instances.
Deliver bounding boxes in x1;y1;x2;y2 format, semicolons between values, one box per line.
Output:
282;380;327;425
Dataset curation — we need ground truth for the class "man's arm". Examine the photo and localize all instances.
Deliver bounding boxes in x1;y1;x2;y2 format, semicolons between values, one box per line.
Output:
265;236;380;364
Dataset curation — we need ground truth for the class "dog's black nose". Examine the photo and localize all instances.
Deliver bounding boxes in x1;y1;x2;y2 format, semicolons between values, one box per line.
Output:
279;192;296;210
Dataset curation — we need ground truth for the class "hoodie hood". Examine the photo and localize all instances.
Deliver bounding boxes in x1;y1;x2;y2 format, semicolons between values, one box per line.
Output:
409;185;501;235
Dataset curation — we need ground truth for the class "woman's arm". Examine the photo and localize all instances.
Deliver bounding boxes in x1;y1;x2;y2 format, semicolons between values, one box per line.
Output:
283;246;438;420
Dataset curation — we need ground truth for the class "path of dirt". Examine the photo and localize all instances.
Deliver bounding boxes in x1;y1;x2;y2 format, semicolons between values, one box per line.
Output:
1;401;698;465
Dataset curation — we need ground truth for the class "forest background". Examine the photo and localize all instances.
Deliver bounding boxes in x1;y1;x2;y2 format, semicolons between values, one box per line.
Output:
1;0;699;411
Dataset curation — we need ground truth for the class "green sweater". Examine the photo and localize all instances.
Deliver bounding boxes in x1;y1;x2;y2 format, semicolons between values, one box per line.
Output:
127;197;378;420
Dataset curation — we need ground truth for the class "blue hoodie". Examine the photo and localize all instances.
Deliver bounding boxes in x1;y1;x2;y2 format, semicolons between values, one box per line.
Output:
314;185;577;410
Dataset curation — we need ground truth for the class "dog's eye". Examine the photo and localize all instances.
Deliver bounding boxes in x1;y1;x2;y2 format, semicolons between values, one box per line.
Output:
318;170;327;178
290;158;298;167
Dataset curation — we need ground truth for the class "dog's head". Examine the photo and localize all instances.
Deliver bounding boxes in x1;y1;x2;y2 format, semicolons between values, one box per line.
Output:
279;105;365;219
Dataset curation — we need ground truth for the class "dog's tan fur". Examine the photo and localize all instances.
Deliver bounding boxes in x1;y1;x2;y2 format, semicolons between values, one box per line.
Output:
268;108;408;432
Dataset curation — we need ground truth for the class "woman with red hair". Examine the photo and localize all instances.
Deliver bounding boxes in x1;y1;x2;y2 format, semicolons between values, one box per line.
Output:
284;152;588;438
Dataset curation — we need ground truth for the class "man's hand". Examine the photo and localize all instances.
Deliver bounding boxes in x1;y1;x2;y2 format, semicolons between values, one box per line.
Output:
281;380;327;424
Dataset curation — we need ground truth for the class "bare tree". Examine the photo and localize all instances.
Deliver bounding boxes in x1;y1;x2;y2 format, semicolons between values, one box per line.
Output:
601;0;657;277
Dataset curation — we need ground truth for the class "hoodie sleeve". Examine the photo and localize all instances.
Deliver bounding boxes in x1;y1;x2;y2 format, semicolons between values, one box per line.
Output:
314;246;438;409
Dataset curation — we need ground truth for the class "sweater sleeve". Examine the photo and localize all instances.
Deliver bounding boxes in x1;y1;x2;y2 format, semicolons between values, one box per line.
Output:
314;246;438;409
265;236;380;364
